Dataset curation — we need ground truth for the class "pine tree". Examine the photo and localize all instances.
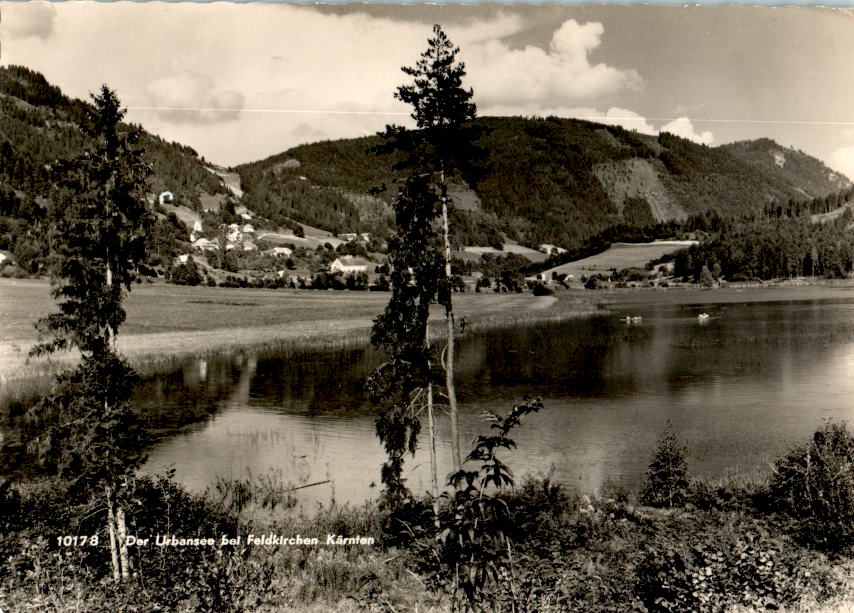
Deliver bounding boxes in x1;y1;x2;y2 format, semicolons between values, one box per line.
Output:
640;421;690;508
376;24;479;473
30;85;152;581
369;175;443;507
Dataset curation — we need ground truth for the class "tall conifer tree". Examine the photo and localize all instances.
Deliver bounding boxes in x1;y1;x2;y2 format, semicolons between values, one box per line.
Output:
375;24;478;474
31;86;151;580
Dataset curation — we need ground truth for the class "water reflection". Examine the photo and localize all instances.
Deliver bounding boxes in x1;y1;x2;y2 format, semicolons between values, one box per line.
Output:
58;300;854;505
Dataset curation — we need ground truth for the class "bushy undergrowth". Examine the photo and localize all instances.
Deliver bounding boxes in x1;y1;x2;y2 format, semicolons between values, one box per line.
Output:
4;421;854;612
768;420;854;552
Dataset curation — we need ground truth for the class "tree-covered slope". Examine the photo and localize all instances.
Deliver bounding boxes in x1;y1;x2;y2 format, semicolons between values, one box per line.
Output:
0;66;226;208
0;65;231;273
237;115;850;250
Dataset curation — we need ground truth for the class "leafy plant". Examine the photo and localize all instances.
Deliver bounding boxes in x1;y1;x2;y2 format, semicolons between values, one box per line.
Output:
769;420;854;552
410;398;543;612
635;521;832;613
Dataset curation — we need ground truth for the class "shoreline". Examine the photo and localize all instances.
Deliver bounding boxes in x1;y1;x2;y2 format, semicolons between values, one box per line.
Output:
5;278;854;407
0;284;599;407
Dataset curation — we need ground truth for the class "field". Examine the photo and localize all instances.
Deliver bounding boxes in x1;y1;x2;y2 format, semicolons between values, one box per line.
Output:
543;240;697;278
0;278;594;388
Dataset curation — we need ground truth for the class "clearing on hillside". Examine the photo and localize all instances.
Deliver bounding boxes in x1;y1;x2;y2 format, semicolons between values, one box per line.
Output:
542;241;697;278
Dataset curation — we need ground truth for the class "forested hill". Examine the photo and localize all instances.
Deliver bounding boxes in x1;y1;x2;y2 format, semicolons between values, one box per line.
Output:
0;65;238;274
1;65;227;208
3;64;851;263
237;116;851;249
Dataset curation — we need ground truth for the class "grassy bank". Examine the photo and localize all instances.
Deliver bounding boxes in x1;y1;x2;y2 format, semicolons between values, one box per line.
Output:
2;445;853;613
0;278;598;408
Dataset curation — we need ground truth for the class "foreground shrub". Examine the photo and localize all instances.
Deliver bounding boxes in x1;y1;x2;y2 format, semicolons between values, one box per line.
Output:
769;420;854;552
409;399;544;613
640;421;690;508
0;474;274;612
635;517;836;613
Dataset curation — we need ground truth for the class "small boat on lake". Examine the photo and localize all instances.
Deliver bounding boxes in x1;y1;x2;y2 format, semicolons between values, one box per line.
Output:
698;313;711;322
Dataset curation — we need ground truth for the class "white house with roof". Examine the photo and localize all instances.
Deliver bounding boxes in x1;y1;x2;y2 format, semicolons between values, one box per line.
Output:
192;238;218;252
235;205;253;220
330;256;370;274
538;244;567;256
226;223;242;242
190;220;204;242
264;246;293;257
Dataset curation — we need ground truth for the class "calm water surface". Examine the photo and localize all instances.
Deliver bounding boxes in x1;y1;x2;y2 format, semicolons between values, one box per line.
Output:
136;296;854;507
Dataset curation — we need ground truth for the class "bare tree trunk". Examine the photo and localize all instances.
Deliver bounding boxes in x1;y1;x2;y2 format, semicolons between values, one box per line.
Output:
117;505;130;579
427;380;438;497
439;171;461;472
106;485;121;582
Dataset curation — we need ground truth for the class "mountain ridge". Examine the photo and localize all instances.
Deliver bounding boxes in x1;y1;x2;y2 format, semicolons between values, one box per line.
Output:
236;115;851;249
2;65;852;274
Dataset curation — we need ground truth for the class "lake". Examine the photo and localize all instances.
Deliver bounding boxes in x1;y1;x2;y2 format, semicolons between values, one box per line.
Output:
131;291;854;508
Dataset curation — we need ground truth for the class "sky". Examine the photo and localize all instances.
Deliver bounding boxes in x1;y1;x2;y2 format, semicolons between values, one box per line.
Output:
5;2;854;178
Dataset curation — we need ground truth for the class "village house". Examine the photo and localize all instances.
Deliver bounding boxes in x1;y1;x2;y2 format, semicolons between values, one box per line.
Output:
264;246;293;257
190;220;204;242
235;205;253;220
538;244;568;256
192;237;218;252
330;255;371;274
226;223;242;242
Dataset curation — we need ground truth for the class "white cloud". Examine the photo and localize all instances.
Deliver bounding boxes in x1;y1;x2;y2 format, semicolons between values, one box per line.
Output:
145;72;245;125
0;4;645;165
659;117;714;145
461;19;643;109
3;3;56;40
830;146;854;181
481;104;657;135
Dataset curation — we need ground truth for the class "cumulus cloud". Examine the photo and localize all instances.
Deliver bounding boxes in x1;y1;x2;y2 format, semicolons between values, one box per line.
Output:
480;103;656;134
659;117;714;145
830;146;854;181
462;19;643;109
145;72;245;125
3;3;56;40
1;4;649;164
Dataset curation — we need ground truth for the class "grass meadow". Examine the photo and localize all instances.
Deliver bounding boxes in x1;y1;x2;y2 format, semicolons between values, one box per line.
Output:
0;278;597;406
543;240;697;278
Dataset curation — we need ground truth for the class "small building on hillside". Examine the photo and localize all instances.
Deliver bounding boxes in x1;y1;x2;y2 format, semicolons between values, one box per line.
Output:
264;246;293;257
226;223;242;242
192;238;218;252
330;256;370;274
190;220;204;242
235;205;253;220
539;244;567;256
